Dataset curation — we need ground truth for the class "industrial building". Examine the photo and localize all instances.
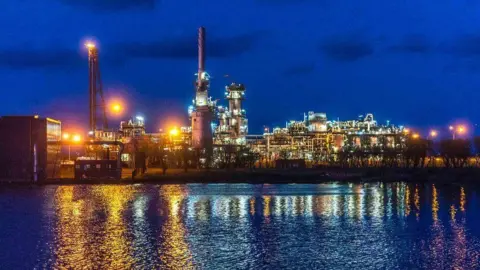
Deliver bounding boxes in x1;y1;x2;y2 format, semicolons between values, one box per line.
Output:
172;27;408;167
214;83;248;145
0;116;61;182
246;112;406;167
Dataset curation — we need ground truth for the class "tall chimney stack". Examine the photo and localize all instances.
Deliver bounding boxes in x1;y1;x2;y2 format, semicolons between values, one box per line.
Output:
198;27;205;82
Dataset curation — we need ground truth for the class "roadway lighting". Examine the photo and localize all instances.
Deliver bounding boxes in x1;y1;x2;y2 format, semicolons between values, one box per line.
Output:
63;133;70;140
449;126;454;131
430;130;438;138
457;126;466;134
403;128;410;134
412;133;420;139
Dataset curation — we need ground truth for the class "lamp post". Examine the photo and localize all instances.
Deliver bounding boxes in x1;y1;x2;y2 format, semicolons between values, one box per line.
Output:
450;125;466;139
449;126;455;139
63;133;82;161
428;130;438;167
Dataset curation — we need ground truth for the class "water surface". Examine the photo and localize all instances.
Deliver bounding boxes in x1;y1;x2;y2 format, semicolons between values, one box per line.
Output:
1;183;479;269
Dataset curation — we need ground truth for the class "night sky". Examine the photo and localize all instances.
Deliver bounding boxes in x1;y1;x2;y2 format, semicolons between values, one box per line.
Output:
1;0;479;134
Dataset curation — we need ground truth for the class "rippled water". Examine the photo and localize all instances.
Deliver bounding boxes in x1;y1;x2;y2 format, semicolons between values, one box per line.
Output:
1;183;480;269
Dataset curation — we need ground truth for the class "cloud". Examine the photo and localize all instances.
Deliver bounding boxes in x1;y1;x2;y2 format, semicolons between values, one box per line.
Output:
283;63;316;76
0;30;266;70
0;48;82;70
0;46;125;70
116;31;267;60
59;0;156;11
443;35;480;56
389;34;431;53
319;36;374;62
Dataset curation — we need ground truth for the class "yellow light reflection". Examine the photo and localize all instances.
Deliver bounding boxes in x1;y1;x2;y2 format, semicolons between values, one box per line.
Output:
450;205;457;221
405;184;411;217
460;187;466;212
95;186;135;269
263;196;271;218
414;185;420;220
249;197;255;216
432;185;439;222
54;186;89;269
158;185;193;269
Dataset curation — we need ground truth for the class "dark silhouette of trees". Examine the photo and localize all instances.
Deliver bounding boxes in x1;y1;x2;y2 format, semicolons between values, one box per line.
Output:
440;139;471;168
403;138;428;168
473;137;480;167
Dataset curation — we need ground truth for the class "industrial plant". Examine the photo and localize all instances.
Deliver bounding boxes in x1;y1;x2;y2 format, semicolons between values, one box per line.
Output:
0;26;412;182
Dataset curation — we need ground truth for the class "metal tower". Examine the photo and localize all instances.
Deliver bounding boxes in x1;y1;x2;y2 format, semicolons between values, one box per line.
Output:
86;42;107;133
191;27;213;149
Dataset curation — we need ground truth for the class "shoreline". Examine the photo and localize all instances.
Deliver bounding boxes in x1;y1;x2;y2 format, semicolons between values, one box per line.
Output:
2;167;480;186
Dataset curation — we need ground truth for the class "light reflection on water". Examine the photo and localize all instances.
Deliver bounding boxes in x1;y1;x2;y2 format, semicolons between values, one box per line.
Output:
0;183;480;269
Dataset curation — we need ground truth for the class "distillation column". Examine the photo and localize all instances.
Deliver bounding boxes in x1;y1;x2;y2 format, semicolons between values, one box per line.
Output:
191;27;213;150
225;83;247;139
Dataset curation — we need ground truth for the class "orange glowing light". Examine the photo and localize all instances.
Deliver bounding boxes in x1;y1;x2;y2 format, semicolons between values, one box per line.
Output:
403;128;410;134
110;103;123;114
430;130;438;137
457;126;466;134
412;133;420;139
85;42;96;49
169;127;179;136
72;134;82;142
63;133;70;140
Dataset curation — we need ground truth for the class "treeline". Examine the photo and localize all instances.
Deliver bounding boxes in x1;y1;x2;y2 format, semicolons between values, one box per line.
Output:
127;136;259;172
337;137;480;169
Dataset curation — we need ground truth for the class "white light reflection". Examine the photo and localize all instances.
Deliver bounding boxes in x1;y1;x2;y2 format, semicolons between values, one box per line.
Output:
305;196;313;218
238;196;249;218
371;185;383;218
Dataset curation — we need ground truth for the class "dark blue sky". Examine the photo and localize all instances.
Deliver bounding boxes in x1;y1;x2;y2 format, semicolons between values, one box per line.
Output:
1;0;479;133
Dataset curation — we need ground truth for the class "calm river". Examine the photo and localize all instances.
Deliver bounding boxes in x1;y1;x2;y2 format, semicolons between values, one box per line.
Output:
1;183;479;269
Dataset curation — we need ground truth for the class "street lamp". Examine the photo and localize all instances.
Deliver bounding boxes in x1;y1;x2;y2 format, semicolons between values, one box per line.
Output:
450;125;466;139
112;104;121;112
63;133;82;160
109;101;124;115
429;130;438;139
412;133;420;139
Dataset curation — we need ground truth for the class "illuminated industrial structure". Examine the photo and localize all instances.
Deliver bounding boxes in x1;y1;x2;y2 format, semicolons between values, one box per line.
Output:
75;29;409;170
214;83;248;145
247;112;406;166
190;27;215;150
86;42;107;134
120;116;146;139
